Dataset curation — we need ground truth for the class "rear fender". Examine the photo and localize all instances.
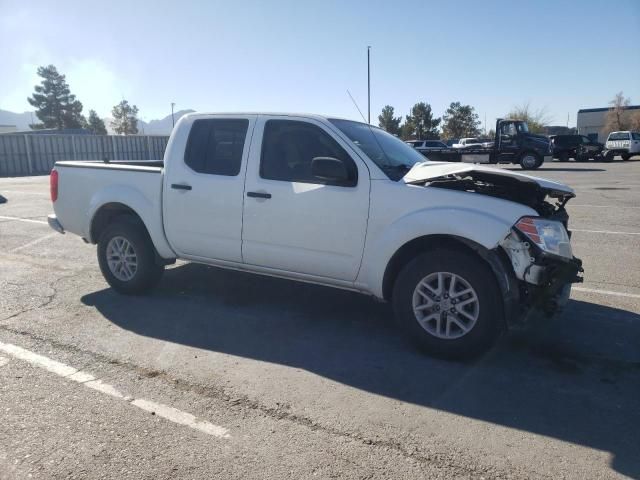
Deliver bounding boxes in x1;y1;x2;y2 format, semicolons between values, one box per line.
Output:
87;185;175;259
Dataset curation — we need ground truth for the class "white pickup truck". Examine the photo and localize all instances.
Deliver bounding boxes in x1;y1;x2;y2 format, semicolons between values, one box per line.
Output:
48;113;583;358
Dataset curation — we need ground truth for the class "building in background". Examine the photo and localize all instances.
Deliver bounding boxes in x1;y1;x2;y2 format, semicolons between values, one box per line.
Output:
0;125;17;134
577;105;640;142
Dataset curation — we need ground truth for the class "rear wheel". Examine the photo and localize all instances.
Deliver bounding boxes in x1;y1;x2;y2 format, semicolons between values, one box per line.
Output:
519;152;542;170
558;152;569;162
97;217;164;294
392;249;503;359
603;151;615;162
622;153;631;161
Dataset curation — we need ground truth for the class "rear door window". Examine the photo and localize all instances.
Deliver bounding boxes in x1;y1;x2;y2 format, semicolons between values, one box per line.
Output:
184;119;249;176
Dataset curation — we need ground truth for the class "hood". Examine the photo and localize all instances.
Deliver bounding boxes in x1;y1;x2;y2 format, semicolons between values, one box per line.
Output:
402;162;574;216
403;162;573;195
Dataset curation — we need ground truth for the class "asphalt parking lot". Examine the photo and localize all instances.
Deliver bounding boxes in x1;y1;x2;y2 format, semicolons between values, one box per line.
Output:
1;159;639;479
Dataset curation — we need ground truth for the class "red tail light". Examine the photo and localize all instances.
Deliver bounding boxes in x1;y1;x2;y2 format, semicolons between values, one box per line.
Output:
50;169;58;202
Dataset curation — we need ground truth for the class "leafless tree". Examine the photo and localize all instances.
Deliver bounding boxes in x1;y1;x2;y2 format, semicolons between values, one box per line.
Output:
604;92;632;133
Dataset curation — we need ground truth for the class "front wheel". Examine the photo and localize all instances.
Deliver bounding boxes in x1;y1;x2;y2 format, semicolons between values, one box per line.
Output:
97;217;164;294
622;153;631;161
392;249;503;359
603;151;615;162
519;152;542;170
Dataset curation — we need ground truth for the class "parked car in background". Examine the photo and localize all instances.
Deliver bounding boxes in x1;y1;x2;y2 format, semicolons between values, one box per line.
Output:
406;140;449;152
48;112;582;359
550;134;603;162
604;131;640;161
452;138;483;149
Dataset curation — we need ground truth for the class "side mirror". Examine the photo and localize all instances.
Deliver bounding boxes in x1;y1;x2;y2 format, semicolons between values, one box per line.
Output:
311;157;349;183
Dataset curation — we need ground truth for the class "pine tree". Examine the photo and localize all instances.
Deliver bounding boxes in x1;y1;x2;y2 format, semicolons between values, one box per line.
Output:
441;102;481;139
378;105;402;136
111;100;139;135
27;65;85;130
87;110;107;135
405;102;441;139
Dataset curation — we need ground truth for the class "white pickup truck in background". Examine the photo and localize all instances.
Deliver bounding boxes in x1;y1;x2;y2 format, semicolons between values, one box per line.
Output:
48;113;583;359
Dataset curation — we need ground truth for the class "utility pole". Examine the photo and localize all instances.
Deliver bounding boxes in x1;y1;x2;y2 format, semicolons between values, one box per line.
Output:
367;46;371;124
171;102;176;128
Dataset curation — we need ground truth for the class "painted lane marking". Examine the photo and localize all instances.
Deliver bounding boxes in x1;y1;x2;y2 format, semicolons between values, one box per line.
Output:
132;399;231;438
0;356;8;367
0;215;48;225
0;341;230;439
11;232;59;253
570;204;640;210
572;287;640;299
572;229;640;236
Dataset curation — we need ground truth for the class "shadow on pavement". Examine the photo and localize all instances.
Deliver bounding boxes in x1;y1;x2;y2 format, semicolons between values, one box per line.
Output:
82;263;640;478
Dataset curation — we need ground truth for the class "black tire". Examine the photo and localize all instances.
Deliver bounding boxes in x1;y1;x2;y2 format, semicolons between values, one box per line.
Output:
392;249;503;360
519;152;542;170
558;152;569;162
622;153;631;161
603;151;615;162
97;216;164;294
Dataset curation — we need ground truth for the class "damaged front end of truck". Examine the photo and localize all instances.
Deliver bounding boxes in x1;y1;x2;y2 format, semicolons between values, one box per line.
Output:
406;165;584;322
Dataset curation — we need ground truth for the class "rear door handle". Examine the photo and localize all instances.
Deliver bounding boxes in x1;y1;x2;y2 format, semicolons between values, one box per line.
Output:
171;183;192;191
247;191;271;199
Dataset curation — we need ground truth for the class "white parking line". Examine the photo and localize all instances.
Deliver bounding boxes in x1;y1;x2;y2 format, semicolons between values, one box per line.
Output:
0;340;230;439
0;215;48;225
11;232;58;253
572;229;640;236
573;287;640;299
571;204;640;210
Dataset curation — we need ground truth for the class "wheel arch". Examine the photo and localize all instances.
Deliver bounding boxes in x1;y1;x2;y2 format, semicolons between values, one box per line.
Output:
90;202;144;244
381;234;517;328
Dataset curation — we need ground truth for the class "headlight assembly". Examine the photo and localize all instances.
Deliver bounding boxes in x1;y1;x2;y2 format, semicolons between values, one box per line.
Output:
515;217;572;259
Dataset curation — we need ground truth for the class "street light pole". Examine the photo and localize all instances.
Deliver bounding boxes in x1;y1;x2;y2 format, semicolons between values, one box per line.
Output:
367;46;371;124
171;102;176;128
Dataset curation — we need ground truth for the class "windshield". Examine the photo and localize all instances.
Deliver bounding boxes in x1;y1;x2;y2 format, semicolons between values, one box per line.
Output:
608;132;630;141
516;122;529;133
329;119;427;181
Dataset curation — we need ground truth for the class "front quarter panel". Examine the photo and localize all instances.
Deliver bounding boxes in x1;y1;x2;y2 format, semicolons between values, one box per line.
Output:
358;180;537;298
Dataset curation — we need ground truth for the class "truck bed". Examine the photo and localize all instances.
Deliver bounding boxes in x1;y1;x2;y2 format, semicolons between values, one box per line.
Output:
53;160;165;243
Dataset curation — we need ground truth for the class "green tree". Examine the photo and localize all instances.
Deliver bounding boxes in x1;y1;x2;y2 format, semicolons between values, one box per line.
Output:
86;110;107;135
400;120;415;140
27;65;84;129
505;102;551;134
441;102;481;139
378;105;401;136
405;102;440;139
111;100;139;135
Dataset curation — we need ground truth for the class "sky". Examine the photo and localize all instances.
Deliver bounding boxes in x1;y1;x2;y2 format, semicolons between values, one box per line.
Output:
1;0;639;128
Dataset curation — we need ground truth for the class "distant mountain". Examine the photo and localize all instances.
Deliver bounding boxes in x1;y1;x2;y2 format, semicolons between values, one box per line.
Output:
139;109;195;135
0;108;195;135
0;109;34;130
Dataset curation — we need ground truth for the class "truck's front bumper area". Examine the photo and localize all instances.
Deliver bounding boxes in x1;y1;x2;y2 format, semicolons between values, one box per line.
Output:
529;255;583;316
47;214;65;234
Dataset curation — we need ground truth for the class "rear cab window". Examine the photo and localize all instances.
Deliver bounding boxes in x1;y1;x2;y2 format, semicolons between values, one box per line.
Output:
184;119;249;175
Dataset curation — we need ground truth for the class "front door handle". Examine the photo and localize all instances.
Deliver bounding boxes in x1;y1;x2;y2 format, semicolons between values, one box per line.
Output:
171;183;192;191
247;191;271;199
